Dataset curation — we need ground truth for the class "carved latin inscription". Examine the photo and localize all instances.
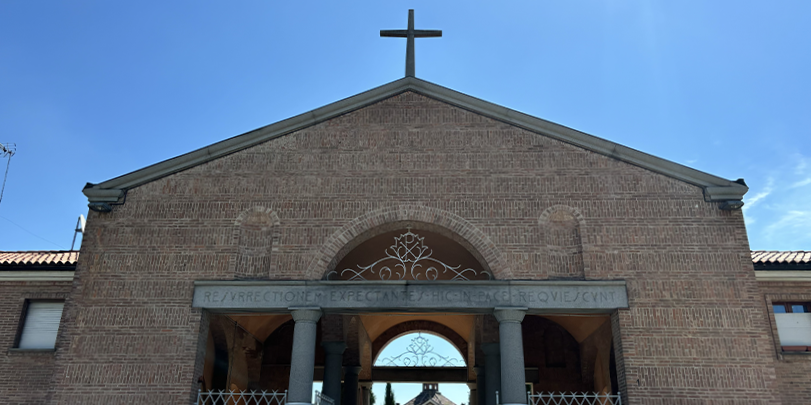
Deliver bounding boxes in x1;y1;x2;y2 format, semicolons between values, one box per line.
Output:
193;282;628;312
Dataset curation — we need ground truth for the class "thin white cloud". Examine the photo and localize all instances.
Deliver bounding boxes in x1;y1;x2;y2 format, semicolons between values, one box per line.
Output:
796;159;808;175
764;210;811;242
790;178;811;189
743;178;773;213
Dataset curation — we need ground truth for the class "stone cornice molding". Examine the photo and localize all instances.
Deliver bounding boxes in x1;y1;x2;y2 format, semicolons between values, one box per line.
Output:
0;271;74;282
83;77;747;203
194;280;629;313
755;271;811;282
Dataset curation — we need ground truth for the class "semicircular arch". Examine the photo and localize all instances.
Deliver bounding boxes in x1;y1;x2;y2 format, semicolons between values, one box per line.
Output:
371;320;468;366
306;205;510;280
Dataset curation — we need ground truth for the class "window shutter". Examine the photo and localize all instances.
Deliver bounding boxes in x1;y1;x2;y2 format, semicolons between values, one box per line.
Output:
18;301;64;349
775;313;811;346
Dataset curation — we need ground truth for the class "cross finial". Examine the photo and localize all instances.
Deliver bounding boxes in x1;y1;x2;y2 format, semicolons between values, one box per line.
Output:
380;10;442;77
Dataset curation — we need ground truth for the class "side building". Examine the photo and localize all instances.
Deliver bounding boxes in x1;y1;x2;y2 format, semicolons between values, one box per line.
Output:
753;251;811;404
0;251;76;405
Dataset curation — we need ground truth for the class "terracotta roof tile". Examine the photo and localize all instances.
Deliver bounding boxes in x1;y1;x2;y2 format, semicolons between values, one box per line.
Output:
751;250;811;265
0;251;79;266
0;250;807;269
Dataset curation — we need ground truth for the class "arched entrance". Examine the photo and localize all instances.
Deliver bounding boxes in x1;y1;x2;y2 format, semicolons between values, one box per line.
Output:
195;225;628;405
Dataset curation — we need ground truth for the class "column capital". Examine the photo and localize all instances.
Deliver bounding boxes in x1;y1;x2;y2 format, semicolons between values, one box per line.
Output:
481;342;500;356
322;341;347;354
343;365;362;375
291;307;322;323
493;307;527;324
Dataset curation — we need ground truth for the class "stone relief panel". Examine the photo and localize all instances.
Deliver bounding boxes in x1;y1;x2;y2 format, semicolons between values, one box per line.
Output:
540;205;585;279
234;207;280;279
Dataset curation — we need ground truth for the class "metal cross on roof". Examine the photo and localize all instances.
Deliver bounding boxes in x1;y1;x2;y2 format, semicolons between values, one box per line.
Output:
380;9;442;78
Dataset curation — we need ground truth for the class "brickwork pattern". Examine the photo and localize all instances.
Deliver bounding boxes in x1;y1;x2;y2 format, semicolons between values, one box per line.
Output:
539;205;584;279
50;92;781;403
0;280;71;405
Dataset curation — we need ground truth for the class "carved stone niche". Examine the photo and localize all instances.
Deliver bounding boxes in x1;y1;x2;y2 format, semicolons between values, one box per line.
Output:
326;228;492;281
540;206;584;279
234;207;280;279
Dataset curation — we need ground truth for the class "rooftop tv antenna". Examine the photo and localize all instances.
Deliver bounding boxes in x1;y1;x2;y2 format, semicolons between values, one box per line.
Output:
0;142;15;207
71;215;86;250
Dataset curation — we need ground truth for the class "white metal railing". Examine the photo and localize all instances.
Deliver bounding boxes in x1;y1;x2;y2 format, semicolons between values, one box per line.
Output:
197;389;287;405
527;391;622;405
314;391;335;405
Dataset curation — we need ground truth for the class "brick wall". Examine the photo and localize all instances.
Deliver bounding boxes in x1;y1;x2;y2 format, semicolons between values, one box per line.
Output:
0;279;72;405
50;92;782;403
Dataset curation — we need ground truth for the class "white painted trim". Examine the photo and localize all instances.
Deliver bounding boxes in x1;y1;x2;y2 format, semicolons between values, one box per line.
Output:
755;271;811;282
84;77;747;202
0;271;74;281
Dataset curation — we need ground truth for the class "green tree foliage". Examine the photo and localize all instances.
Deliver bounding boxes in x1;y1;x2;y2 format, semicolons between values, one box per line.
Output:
385;383;395;405
370;388;377;405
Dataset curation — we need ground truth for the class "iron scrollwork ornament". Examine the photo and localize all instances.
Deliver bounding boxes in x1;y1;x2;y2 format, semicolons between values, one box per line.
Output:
376;334;465;367
327;229;492;281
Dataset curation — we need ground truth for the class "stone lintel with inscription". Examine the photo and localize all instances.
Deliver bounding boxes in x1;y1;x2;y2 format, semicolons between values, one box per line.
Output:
192;281;628;313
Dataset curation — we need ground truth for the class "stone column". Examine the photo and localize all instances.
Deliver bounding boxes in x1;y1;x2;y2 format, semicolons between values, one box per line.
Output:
481;343;501;405
360;382;372;405
343;366;361;405
473;366;486;405
287;308;322;405
494;308;527;405
467;382;478;405
322;341;346;405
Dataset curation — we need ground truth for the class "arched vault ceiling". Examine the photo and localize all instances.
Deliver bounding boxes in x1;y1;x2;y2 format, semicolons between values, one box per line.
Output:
541;315;609;343
360;313;475;344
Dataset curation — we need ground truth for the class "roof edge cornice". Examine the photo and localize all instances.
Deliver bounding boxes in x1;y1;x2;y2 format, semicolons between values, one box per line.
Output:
83;77;746;202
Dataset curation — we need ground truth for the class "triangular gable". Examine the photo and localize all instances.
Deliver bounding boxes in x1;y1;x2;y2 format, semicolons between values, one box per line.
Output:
83;77;747;204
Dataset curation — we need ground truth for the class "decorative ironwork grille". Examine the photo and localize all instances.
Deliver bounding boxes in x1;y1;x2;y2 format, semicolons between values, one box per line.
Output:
327;229;492;281
315;391;335;405
197;389;287;405
376;333;465;367
527;392;622;405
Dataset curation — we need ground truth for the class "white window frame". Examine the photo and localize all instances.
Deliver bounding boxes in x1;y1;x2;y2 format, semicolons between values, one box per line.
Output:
772;302;811;352
15;300;65;350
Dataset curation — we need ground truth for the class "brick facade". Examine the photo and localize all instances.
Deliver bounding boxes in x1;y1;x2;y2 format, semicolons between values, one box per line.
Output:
3;90;798;403
0;280;72;405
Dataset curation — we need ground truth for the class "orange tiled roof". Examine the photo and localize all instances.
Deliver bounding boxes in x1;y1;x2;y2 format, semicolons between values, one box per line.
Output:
0;250;807;268
0;251;79;266
751;251;811;265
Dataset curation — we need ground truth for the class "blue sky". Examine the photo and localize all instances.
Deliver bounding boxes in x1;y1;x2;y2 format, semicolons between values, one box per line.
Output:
1;1;809;251
312;333;469;405
371;333;468;404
